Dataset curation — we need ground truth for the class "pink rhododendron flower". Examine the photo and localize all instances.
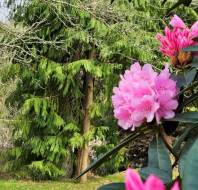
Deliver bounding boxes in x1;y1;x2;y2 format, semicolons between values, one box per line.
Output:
125;169;180;190
112;62;178;130
155;65;178;123
156;14;198;58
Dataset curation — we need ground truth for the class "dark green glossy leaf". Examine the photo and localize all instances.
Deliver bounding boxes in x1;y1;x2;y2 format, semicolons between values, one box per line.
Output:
183;138;198;190
141;167;171;184
172;74;186;88
183;45;198;52
172;69;197;88
184;69;197;86
98;183;125;190
191;56;198;68
167;112;198;123
140;135;172;184
179;136;197;178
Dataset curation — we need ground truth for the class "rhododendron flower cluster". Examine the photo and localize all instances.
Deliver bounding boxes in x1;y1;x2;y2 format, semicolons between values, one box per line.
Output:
125;169;180;190
156;14;198;57
112;62;178;130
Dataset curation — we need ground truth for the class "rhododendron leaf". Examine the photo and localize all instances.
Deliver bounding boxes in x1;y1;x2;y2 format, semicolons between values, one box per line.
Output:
172;74;187;88
178;136;197;178
168;112;198;123
182;138;198;190
191;57;198;68
173;69;197;88
140;135;172;184
148;135;171;172
183;45;198;52
184;68;197;86
140;167;171;184
97;183;125;190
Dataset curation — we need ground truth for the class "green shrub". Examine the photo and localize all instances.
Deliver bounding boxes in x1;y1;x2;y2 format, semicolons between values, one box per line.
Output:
8;97;81;180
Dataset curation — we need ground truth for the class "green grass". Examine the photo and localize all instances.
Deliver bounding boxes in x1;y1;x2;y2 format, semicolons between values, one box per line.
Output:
0;173;124;190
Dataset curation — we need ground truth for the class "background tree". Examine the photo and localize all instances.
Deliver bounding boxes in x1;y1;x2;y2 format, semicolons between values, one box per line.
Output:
1;0;198;182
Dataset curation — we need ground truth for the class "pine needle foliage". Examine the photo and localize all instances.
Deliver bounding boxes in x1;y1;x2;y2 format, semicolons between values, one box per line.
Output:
3;0;198;179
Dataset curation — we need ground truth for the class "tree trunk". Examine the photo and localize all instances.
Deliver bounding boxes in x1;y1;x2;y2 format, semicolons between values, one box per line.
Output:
76;0;96;182
76;49;95;182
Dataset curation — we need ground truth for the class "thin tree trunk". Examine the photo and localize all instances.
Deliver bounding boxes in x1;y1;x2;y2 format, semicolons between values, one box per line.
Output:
76;0;96;182
76;49;95;182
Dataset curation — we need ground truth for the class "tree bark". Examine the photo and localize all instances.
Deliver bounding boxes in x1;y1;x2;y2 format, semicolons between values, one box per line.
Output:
76;49;95;182
76;0;96;182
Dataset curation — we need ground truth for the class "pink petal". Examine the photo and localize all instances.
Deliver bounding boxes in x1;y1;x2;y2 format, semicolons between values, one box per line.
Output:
146;112;155;123
156;33;163;41
125;169;144;190
124;169;180;190
145;175;165;190
171;182;180;190
118;120;133;130
155;112;162;124
170;15;186;28
163;110;175;119
191;21;198;38
114;106;131;121
130;62;141;73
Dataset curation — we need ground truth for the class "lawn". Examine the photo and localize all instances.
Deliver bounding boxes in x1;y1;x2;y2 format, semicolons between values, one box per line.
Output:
0;173;124;190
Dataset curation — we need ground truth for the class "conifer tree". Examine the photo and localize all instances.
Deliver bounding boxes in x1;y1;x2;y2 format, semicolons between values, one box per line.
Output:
2;0;198;181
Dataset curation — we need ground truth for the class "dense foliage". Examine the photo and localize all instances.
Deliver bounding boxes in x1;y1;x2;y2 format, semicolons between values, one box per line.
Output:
1;0;198;183
2;0;166;179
